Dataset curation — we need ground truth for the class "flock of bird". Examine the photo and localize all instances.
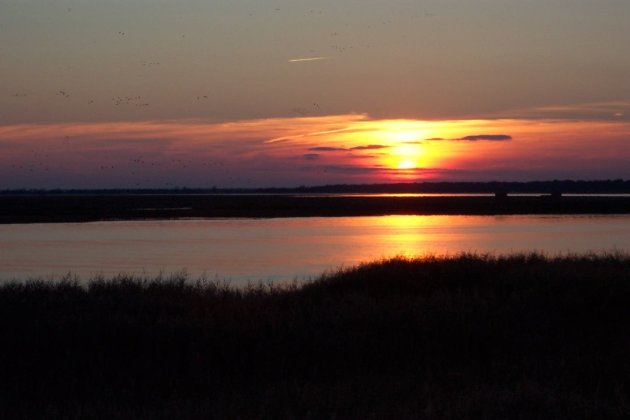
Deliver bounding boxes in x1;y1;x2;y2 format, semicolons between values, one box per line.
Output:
9;4;438;112
5;4;438;187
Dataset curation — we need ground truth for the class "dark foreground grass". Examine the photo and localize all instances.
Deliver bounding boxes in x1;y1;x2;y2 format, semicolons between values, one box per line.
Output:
2;254;630;419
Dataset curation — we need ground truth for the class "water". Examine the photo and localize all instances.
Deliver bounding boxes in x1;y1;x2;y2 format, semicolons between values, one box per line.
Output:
1;215;629;284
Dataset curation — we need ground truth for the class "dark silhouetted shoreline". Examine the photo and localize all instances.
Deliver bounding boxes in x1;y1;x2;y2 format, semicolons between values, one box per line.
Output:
2;253;630;418
3;179;630;196
2;193;630;224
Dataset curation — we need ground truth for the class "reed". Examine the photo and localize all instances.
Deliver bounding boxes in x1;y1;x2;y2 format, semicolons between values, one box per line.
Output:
1;253;630;419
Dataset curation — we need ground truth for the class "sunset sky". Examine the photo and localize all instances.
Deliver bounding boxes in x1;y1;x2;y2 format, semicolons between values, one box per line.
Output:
1;0;629;188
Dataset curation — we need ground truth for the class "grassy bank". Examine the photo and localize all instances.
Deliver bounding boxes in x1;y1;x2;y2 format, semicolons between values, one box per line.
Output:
2;254;630;419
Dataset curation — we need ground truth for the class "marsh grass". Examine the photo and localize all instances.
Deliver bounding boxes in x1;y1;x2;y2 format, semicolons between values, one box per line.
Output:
2;253;630;419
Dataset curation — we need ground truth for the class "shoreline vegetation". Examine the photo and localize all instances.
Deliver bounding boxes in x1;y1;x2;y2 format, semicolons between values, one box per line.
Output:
2;253;630;418
2;180;629;224
3;180;630;195
2;194;630;224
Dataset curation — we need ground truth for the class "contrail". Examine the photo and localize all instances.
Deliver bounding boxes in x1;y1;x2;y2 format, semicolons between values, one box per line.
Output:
265;127;354;144
288;57;329;63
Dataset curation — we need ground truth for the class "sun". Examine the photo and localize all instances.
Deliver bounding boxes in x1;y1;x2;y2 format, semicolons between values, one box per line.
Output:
397;160;417;170
391;143;421;170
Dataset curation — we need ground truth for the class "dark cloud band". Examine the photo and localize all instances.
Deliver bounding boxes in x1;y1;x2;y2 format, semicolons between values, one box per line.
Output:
308;146;347;151
457;135;512;141
350;144;390;150
425;135;512;142
308;144;390;152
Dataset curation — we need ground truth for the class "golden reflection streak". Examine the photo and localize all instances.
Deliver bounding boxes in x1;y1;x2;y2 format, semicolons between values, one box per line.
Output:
369;215;441;259
362;215;495;261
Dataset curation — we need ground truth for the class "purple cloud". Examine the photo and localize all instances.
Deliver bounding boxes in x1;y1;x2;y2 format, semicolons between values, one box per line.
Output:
308;146;347;152
349;144;390;150
457;134;512;141
426;135;512;142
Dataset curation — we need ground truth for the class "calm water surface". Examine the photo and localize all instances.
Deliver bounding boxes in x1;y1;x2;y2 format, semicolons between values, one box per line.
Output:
1;215;629;284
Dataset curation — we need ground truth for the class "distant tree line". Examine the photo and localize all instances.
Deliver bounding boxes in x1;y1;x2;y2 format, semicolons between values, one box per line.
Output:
283;179;630;194
1;179;629;195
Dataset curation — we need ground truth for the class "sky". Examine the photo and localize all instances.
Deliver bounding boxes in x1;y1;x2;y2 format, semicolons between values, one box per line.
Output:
1;0;629;189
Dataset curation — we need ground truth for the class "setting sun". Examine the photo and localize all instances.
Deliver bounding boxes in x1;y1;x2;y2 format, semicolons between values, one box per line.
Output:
388;142;423;171
397;160;417;170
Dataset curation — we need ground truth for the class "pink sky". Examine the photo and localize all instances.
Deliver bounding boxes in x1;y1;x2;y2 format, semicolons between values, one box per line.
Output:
1;111;628;189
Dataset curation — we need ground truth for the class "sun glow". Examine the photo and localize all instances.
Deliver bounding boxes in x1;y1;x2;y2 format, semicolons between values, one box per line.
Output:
397;160;417;170
387;142;423;171
349;121;437;172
